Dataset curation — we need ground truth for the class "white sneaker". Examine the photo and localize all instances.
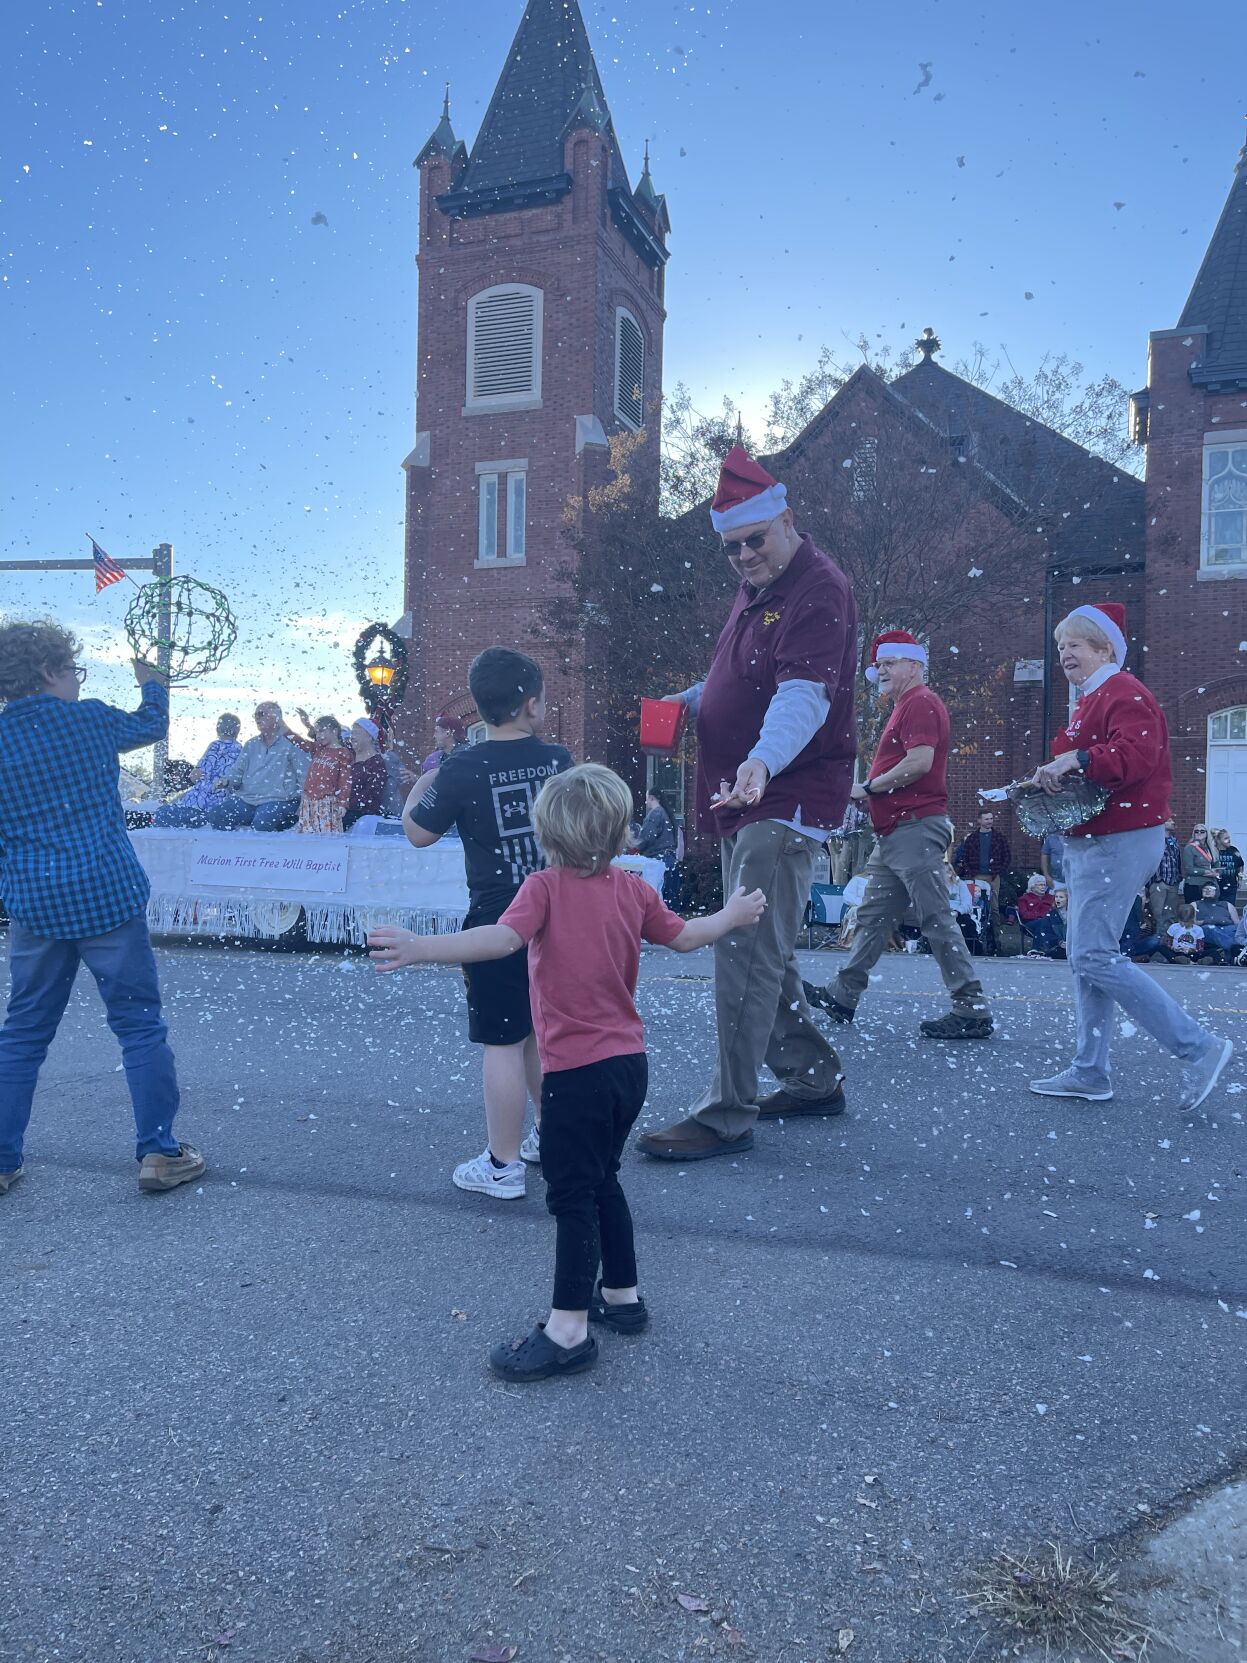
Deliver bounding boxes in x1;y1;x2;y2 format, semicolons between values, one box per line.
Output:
519;1126;541;1165
452;1148;526;1200
1029;1070;1113;1101
1178;1037;1234;1113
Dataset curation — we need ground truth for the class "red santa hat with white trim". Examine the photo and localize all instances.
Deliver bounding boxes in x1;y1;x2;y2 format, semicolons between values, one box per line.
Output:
865;630;928;684
710;445;788;534
1068;602;1127;665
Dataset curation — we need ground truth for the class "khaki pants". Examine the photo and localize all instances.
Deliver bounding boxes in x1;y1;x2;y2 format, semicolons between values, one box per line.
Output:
691;820;844;1139
831;816;988;1015
1148;881;1180;933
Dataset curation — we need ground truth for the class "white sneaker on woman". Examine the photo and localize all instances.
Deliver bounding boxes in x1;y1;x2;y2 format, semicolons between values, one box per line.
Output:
519;1126;541;1165
452;1149;525;1200
1029;1070;1113;1101
1178;1037;1234;1113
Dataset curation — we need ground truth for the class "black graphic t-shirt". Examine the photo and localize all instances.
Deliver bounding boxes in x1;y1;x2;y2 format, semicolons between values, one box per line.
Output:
410;737;574;918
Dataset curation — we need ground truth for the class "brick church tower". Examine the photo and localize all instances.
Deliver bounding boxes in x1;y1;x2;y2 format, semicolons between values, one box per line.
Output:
1134;135;1247;843
399;0;670;760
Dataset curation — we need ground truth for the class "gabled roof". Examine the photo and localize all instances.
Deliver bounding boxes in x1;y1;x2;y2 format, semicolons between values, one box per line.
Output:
761;359;1143;572
441;0;630;214
1179;140;1247;388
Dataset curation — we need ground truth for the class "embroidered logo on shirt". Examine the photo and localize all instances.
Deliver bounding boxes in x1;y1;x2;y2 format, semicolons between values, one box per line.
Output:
762;609;782;626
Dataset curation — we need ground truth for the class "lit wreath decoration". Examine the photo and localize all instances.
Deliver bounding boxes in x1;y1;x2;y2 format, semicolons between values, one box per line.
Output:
352;622;410;727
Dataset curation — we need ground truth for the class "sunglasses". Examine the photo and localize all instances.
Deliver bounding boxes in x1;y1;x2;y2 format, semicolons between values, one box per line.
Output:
72;666;88;684
721;516;778;555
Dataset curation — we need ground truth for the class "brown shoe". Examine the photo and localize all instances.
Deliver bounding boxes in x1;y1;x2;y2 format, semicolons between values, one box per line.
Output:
138;1143;206;1193
635;1117;754;1162
756;1086;847;1120
0;1165;24;1196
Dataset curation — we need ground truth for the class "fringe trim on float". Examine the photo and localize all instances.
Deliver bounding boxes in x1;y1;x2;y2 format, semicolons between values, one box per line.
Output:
147;895;466;945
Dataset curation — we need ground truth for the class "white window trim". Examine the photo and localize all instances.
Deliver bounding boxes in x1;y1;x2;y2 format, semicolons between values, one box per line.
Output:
614;307;645;430
1200;438;1247;574
465;284;544;413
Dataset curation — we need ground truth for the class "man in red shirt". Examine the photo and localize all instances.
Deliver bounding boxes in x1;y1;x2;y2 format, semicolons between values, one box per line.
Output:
804;632;992;1040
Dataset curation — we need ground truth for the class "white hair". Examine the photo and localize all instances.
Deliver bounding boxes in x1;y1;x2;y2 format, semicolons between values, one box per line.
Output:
1054;613;1112;653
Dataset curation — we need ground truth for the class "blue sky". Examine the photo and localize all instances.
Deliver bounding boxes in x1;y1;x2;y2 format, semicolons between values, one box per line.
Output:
3;0;1244;762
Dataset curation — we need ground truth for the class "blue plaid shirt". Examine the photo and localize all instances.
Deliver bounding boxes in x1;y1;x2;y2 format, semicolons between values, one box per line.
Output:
0;683;167;939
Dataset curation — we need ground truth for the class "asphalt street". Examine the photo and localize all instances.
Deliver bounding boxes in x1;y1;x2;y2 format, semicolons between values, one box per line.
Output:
1;940;1244;1663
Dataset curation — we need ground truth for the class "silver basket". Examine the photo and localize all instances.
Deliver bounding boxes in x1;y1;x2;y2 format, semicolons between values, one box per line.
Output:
999;776;1111;839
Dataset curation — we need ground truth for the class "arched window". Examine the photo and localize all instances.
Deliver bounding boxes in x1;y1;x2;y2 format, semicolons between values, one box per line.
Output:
466;285;543;410
614;308;645;429
1202;442;1247;570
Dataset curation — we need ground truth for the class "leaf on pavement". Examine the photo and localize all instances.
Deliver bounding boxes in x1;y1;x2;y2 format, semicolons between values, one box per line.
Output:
838;1628;855;1652
676;1592;712;1612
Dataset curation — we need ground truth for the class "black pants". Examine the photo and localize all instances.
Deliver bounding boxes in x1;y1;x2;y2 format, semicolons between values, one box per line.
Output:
541;1053;648;1311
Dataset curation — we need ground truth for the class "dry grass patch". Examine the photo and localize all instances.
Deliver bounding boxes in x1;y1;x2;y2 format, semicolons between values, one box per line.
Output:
967;1541;1160;1661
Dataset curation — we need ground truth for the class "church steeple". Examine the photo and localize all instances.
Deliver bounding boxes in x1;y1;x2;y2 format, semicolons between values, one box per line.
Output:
1178;132;1247;389
440;0;630;215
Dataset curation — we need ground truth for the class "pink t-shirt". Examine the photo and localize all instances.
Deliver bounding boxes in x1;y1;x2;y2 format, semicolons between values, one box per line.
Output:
499;866;687;1073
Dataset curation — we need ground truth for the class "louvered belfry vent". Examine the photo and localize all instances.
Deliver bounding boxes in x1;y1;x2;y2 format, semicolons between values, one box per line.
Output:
468;286;542;404
615;309;645;427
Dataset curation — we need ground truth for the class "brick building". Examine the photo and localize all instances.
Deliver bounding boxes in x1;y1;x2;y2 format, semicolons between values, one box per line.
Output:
397;0;1245;852
1133;138;1247;846
400;0;669;761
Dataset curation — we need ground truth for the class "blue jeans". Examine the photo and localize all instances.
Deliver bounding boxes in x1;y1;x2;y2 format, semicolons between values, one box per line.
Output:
1062;827;1210;1087
205;794;299;831
0;914;182;1172
153;800;210;828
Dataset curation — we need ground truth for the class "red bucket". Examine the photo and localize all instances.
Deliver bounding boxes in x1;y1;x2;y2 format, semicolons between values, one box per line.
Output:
639;697;687;754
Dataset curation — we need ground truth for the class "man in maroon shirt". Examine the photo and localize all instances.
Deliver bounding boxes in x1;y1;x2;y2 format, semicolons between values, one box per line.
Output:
637;448;859;1162
803;633;992;1039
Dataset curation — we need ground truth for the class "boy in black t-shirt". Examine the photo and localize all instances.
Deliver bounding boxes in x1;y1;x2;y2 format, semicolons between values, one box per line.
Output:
403;648;573;1199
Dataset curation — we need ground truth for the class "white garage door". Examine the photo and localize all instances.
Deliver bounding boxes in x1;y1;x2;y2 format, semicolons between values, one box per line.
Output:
1206;707;1247;853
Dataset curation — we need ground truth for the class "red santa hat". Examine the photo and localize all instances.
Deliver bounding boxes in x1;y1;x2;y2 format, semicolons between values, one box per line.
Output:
710;445;789;534
1068;602;1127;665
865;630;928;684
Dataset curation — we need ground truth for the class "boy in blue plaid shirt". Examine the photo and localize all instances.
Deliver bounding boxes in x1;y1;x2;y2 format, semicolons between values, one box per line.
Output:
0;620;204;1196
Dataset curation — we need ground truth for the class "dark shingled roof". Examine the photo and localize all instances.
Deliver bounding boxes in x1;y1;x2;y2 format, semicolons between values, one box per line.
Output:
449;0;630;209
891;358;1144;569
1179;141;1247;388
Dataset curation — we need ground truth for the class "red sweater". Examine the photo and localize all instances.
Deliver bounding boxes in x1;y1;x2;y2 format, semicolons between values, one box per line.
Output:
1052;671;1172;838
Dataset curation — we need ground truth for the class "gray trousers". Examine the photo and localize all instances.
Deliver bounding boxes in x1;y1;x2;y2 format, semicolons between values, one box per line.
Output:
831;815;988;1015
691;820;844;1138
1062;826;1210;1086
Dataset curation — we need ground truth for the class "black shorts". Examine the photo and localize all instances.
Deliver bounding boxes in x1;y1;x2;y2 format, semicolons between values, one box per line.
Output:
462;908;532;1047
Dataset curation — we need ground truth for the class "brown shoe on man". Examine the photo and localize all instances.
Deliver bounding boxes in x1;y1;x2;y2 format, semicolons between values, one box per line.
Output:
138;1143;206;1193
756;1085;847;1120
636;1118;754;1162
0;1165;24;1197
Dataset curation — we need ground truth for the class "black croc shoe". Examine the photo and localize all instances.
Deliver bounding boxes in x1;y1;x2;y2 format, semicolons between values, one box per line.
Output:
919;1011;994;1041
489;1323;598;1382
589;1282;649;1333
802;981;854;1023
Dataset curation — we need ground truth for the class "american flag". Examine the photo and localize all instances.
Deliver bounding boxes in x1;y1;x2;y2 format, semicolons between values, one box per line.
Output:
90;536;126;593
